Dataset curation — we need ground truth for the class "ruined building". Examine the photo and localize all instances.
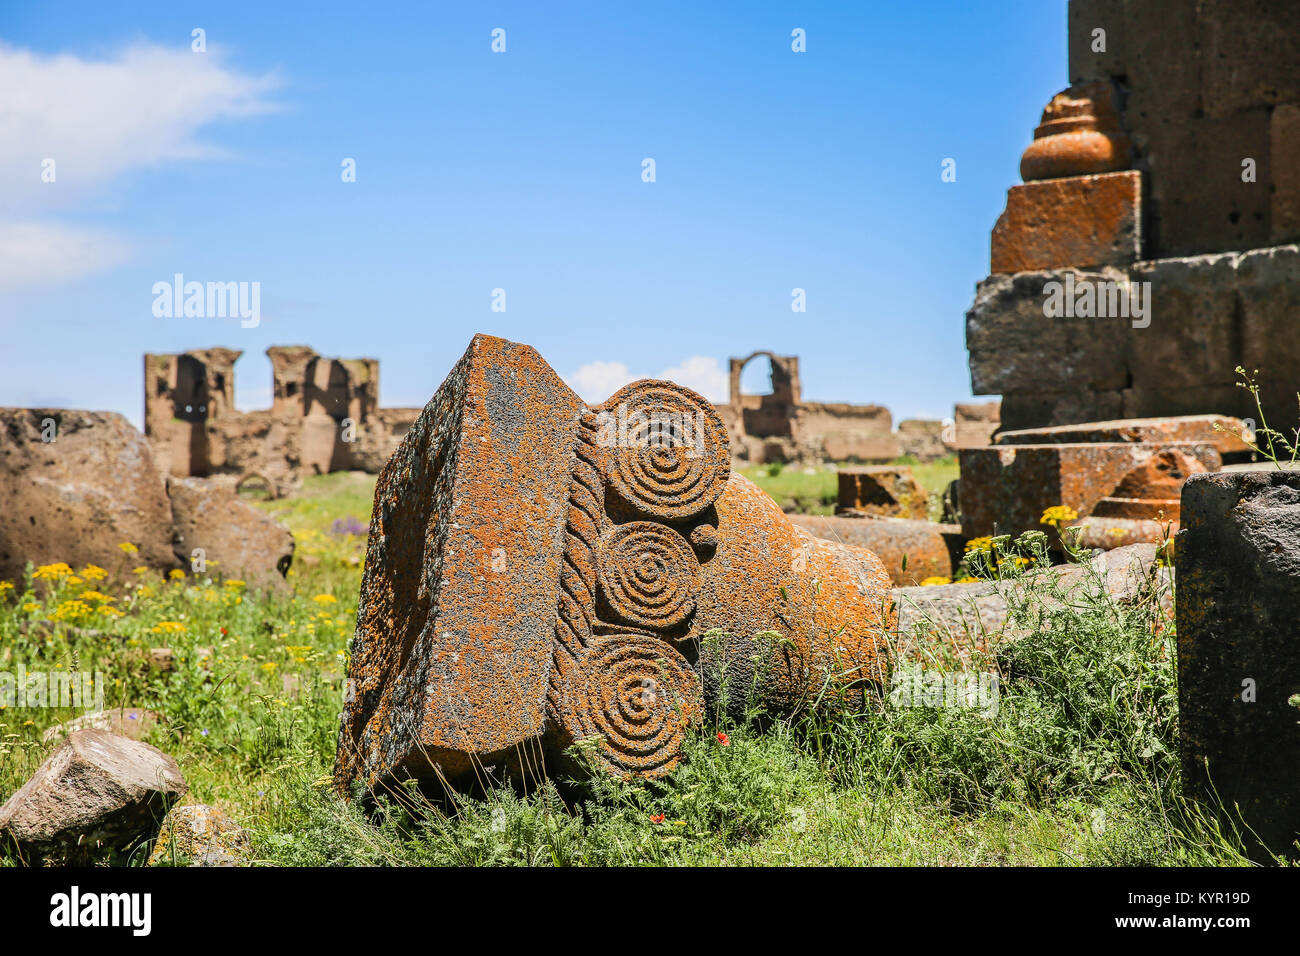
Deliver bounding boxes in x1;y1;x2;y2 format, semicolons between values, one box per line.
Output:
143;347;420;495
714;350;902;464
967;0;1300;432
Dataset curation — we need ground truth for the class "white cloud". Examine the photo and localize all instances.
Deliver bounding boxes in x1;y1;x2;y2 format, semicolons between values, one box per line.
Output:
656;355;728;403
566;355;728;404
566;360;636;403
0;221;132;291
0;41;280;289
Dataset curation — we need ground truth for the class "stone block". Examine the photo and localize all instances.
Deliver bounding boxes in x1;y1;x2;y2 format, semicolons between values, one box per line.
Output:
995;414;1253;459
836;466;929;519
166;476;295;592
1273;105;1300;245
1198;0;1300;119
992;172;1140;274
959;441;1221;540
1068;0;1126;84
1177;471;1300;860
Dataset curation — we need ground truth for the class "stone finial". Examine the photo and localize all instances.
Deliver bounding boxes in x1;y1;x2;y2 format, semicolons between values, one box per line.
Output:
334;335;896;795
1020;81;1131;182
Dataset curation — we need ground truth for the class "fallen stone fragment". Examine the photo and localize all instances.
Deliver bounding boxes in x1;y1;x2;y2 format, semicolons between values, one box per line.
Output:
42;708;161;744
148;805;251;867
148;648;175;673
335;335;895;795
836;466;929;519
0;729;187;863
890;544;1167;664
167;476;294;592
0;408;174;585
790;513;962;586
1177;471;1300;861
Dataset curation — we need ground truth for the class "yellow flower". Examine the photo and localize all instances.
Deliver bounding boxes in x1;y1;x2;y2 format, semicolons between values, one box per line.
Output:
33;562;73;581
80;590;115;603
963;536;993;554
21;601;40;613
132;566;149;575
51;599;94;624
312;594;338;605
920;576;951;586
80;565;108;582
118;542;139;554
168;569;187;582
1040;505;1079;528
223;580;246;590
150;620;187;635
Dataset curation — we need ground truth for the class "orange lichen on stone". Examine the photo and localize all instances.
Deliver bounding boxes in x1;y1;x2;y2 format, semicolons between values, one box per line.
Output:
334;335;897;797
991;170;1141;274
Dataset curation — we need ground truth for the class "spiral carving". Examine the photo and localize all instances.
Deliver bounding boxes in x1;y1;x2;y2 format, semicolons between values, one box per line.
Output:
556;634;702;778
598;380;730;521
597;522;699;630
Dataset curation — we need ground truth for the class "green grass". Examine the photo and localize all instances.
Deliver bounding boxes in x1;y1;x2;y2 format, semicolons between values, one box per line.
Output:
0;472;1268;866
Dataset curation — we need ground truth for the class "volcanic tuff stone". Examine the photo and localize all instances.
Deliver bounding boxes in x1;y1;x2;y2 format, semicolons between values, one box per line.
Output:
148;805;251;867
166;476;295;592
791;513;962;587
0;729;187;863
836;466;929;519
0;409;174;585
1177;471;1300;860
992;171;1140;274
335;335;896;795
959;441;1221;541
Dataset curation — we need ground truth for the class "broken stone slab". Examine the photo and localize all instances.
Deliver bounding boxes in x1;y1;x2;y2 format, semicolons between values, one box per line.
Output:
790;513;962;587
890;543;1168;664
0;729;187;863
148;804;251;867
994;414;1253;460
835;466;929;519
167;476;294;592
959;441;1222;541
1177;471;1300;861
42;708;161;744
0;408;174;586
334;335;895;795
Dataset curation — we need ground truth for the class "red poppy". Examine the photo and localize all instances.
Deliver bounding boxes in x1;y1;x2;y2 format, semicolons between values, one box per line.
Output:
220;627;228;636
716;732;731;746
650;813;665;824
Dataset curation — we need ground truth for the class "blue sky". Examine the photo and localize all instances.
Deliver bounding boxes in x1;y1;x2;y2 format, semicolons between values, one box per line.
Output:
0;1;1067;427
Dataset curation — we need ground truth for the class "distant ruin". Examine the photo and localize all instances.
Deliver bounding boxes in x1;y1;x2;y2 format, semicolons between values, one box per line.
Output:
143;347;420;495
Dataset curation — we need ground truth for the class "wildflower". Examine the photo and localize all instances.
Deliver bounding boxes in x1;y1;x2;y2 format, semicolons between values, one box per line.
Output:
21;602;40;613
80;565;108;582
220;627;228;636
132;566;149;575
66;575;83;586
963;536;993;554
223;580;246;590
1040;505;1079;528
51;599;94;624
151;621;187;635
312;593;338;605
118;542;138;554
0;581;13;599
80;591;115;603
33;562;73;581
650;813;665;824
716;731;731;746
168;569;187;582
920;576;951;586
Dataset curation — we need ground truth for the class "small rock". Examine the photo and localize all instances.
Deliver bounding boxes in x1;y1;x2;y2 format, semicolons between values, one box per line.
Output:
42;708;161;744
148;805;251;867
149;648;175;672
0;729;187;863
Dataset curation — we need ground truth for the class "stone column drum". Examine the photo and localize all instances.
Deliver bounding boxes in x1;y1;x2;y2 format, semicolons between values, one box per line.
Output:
334;335;896;795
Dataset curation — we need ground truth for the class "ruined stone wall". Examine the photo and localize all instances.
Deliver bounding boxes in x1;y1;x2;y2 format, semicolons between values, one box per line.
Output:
967;1;1300;432
144;347;420;494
